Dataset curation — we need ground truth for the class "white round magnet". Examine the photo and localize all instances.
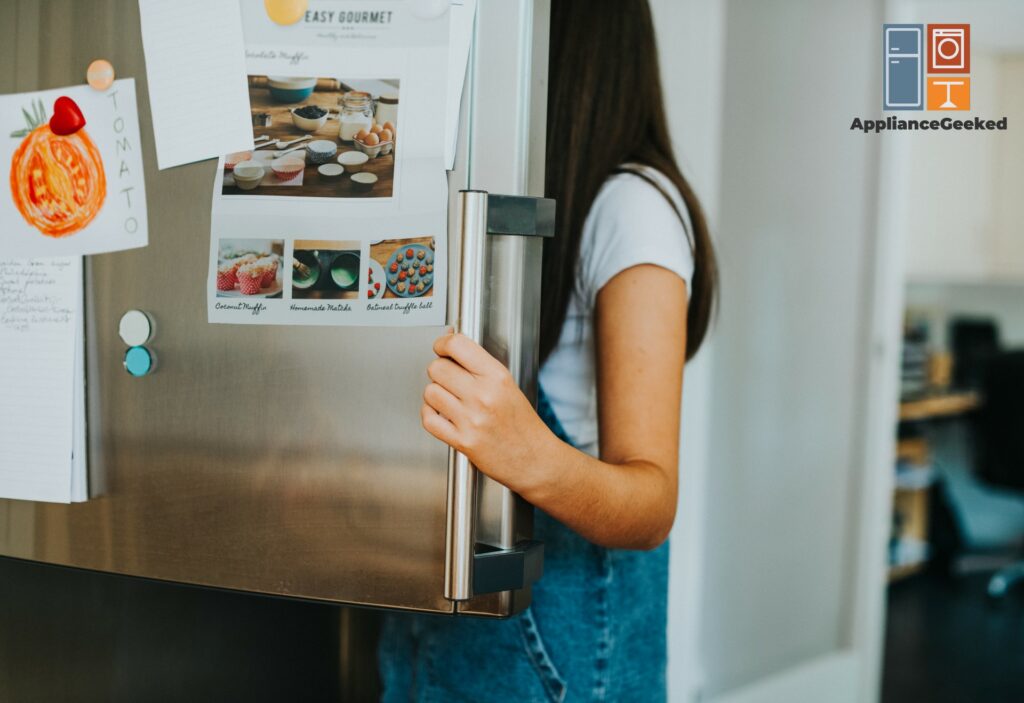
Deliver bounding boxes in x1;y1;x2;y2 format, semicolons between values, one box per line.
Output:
118;310;153;347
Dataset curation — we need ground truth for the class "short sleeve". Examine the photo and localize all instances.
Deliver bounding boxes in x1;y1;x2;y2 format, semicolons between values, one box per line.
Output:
576;171;695;307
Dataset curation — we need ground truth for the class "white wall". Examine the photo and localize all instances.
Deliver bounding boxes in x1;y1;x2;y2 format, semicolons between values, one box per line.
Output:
901;53;999;281
700;0;884;698
649;0;726;701
892;0;1024;284
900;52;1024;283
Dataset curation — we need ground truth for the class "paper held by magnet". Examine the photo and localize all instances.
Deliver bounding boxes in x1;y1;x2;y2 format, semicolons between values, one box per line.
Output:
1;80;148;258
0;258;88;503
137;0;253;169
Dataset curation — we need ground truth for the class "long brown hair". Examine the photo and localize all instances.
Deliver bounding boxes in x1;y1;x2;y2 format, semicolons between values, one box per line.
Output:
541;0;718;363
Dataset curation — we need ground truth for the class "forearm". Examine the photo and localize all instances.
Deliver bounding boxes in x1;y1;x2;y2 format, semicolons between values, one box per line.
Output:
510;430;678;551
420;326;683;552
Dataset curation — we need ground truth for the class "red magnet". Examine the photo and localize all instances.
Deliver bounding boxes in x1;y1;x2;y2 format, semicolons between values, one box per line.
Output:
49;97;86;136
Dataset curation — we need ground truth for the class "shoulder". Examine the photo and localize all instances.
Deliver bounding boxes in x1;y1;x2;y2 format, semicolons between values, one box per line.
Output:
577;166;695;301
587;167;692;238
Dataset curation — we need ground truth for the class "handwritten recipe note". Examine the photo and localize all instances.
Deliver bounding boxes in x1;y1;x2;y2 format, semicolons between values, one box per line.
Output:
0;258;86;503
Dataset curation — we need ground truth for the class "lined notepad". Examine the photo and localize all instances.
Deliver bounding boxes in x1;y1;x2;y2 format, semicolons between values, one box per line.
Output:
138;0;253;169
0;258;86;503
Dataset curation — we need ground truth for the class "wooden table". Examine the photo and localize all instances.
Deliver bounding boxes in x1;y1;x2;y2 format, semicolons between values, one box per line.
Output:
369;237;435;299
222;83;395;199
899;391;981;422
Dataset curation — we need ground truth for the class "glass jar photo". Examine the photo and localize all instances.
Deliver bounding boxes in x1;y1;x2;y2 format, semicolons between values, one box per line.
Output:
338;91;374;142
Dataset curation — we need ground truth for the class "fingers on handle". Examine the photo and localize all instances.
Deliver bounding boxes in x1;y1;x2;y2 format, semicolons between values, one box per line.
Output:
433;333;499;376
427;357;475;399
423;382;461;423
421;404;459;447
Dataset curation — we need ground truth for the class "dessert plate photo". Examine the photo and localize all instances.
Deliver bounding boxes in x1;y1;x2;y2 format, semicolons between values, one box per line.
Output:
384;244;434;298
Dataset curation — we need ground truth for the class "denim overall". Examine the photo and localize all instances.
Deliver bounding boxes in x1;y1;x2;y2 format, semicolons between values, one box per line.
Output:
378;387;669;702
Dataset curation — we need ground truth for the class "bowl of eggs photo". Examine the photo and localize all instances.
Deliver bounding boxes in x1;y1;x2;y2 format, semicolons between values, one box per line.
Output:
351;121;396;159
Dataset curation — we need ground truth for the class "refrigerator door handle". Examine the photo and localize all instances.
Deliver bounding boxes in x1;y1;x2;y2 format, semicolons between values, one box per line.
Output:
445;190;489;602
445;192;556;602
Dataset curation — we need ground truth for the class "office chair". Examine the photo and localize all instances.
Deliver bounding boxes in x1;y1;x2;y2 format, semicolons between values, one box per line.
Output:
974;350;1024;597
950;317;1001;390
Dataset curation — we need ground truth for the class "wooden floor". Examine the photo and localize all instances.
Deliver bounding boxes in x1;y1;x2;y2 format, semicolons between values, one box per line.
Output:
883;571;1024;703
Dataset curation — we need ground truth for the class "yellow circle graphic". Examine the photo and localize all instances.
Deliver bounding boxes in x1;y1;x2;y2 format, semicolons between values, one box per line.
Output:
264;0;308;26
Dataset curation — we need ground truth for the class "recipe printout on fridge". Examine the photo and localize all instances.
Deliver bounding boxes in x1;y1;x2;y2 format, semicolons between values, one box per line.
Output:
207;0;449;327
0;258;87;504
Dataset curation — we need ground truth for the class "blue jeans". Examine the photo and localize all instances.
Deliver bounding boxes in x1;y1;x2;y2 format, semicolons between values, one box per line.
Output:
378;389;669;702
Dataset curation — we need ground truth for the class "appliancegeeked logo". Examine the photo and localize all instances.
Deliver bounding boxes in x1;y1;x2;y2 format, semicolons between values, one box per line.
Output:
852;22;1006;133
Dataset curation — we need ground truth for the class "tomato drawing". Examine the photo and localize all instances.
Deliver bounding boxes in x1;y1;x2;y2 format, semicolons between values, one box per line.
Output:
9;97;106;238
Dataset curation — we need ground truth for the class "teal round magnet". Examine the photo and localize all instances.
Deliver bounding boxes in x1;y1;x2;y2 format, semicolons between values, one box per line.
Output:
124;346;154;377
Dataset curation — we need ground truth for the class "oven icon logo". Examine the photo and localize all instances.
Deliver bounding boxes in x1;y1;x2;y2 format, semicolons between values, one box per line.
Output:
883;23;971;111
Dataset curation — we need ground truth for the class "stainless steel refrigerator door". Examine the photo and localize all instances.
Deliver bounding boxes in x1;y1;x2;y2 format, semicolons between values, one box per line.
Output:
0;0;549;616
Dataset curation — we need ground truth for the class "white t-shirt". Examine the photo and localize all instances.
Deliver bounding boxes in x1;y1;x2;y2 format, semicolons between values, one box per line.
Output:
537;165;695;457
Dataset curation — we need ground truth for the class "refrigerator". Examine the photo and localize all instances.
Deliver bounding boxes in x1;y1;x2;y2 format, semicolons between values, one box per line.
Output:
0;0;551;660
884;24;924;110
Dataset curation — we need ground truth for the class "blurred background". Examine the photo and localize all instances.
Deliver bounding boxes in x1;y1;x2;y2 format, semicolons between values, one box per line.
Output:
659;0;1024;701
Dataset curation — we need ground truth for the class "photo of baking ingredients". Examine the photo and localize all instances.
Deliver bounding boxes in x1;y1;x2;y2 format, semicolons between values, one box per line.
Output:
369;237;436;299
292;240;362;300
216;239;284;298
221;76;399;198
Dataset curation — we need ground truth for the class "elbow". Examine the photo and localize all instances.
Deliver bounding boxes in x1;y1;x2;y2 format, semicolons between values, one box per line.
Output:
635;523;672;551
591;513;673;551
627;505;676;551
643;493;678;550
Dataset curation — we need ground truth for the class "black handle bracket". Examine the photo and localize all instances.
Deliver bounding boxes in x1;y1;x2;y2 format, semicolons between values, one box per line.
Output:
472;540;544;595
486;195;556;238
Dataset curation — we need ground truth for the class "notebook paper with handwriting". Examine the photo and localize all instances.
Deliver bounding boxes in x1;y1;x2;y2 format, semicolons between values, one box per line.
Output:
0;258;86;503
138;0;254;169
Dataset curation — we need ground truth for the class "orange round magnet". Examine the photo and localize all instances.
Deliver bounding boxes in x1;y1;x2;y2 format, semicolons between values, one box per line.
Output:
264;0;308;25
86;59;115;91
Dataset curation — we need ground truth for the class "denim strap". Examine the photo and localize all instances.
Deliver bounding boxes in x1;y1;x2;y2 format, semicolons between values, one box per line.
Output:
536;384;573;446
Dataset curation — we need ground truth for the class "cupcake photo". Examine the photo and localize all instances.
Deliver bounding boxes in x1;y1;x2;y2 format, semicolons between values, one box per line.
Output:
257;256;279;288
236;262;265;296
216;262;238;291
215;239;285;299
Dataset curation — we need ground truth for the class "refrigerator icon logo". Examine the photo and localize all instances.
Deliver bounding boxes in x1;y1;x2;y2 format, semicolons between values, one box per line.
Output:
883;23;971;111
884;25;925;110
